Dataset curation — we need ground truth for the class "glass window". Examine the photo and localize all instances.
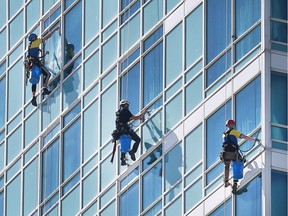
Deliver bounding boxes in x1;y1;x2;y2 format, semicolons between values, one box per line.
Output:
271;72;287;125
271;170;287;216
142;161;162;211
84;51;99;89
43;0;58;14
83;168;98;207
100;200;115;216
120;13;140;55
83;202;97;216
121;48;140;71
144;201;161;216
7;126;22;164
120;182;139;216
0;28;7;60
235;175;261;215
165;92;182;132
185;4;202;68
63;118;80;181
120;0;140;24
24;142;39;164
143;0;163;35
83;100;98;162
102;0;117;28
61;185;80;216
42;88;60;129
0;61;6;76
184;124;202;173
8;0;22;19
102;33;117;73
206;101;231;168
185;163;202;187
0;144;4;172
101;83;116;146
185;74;202;114
8;42;23;66
0;78;6;129
235;25;261;62
64;1;82;55
7;159;21;181
102;67;116;90
120;167;139;189
271;0;287;20
166;0;180;13
6;174;21;216
271;20;288;44
236;76;261;135
9;10;23;49
0;0;6;28
100;157;116;191
24;158;38;216
8;60;22;119
209;199;231;216
26;0;40;31
206;163;222;185
165;142;182;190
165;195;182;216
44;7;61;29
235;0;260;37
63;173;80;195
166;78;182;101
63;103;81;127
83;83;99;107
100;184;116;208
0;192;3;216
166;23;182;86
24;110;39;147
121;63;140;114
143;26;163;52
184;178;202;213
143;42;163;106
207;0;231;63
42;193;59;215
84;0;99;44
42;139;59;201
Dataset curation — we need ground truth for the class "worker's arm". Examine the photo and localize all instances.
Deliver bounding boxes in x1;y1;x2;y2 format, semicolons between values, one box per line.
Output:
42;26;60;41
130;109;147;121
240;134;259;142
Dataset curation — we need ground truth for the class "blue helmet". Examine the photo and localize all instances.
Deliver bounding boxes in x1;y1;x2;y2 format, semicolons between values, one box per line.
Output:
29;33;37;41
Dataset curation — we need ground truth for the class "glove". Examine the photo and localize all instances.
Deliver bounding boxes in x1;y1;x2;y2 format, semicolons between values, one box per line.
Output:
255;138;260;143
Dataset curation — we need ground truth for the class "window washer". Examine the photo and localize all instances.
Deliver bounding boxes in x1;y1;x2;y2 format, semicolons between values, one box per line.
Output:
27;27;60;106
111;99;146;166
220;119;260;192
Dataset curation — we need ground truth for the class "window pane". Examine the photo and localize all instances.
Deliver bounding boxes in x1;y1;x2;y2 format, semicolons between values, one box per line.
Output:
102;34;117;73
209;199;231;216
271;72;287;125
185;74;202;114
165;92;182;132
42;88;60;129
84;51;99;89
63;118;80;181
143;26;163;52
166;0;180;13
0;144;4;172
84;0;99;44
166;23;182;86
9;10;23;48
235;0;260;37
271;170;287;216
83;168;98;207
235;175;261;215
142;161;162;210
271;20;288;44
9;0;22;19
6;175;21;216
100;157;116;191
0;78;6;129
143;0;163;35
7;126;22;164
165;142;182;190
63;103;81;127
236;76;261;135
207;0;231;63
143;42;163;106
42;139;59;201
100;200;115;216
165;195;182;216
0;28;7;60
185;4;202;68
271;0;287;20
61;185;80;216
24;110;39;147
120;182;139;216
45;32;62;76
26;0;40;31
102;0;117;28
0;0;6;28
0;192;3;216
206;101;231;168
184;178;202;213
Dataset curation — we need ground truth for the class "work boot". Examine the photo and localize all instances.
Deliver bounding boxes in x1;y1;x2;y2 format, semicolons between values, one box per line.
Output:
232;182;238;194
120;158;127;166
224;180;230;188
42;87;51;96
129;150;136;161
31;96;37;107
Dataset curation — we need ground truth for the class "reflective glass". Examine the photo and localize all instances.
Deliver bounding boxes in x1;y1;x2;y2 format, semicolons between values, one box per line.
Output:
143;144;162;170
207;0;231;63
42;139;59;201
83;168;98;207
271;125;288;142
166;78;182;100
165;195;182;216
63;173;80;196
63;68;81;110
43;0;58;14
185;74;202;114
144;200;161;216
24;158;38;216
102;67;117;90
100;200;115;216
121;48;140;71
235;175;261;215
7;111;21;134
83;84;99;107
121;63;140;114
0;192;3;216
26;0;40;31
236;76;261;135
43;123;60;146
271;20;288;44
61;185;80;216
0;28;6;60
8;60;22;119
206;101;231;168
235;0;260;37
120;0;140;24
9;0;22;19
102;34;117;73
142;161;162;210
184;178;202;213
206;163;222;185
121;0;134;10
166;0;180;13
64;1;82;55
100;157;116;191
102;0;118;27
44;7;61;29
165;92;182;132
0;78;6;129
100;83;116;146
185;163;202;187
271;72;287;125
166;23;182;86
42;88;60;129
0;61;6;76
143;26;163;52
100;184;116;208
185;4;202;68
24;110;39;147
271;170;287;216
165;181;182;204
143;42;163;106
47;205;58;216
120;182;139;216
8;42;22;65
83;154;98;176
83;202;97;216
64;103;81;127
0;144;4;172
42;193;59;215
271;0;287;20
63;118;80;181
84;100;98;161
6;174;21;216
7;126;22;164
84;51;99;90
7;159;21;181
84;0;99;44
9;10;23;48
103;18;117;42
24;142;39;164
143;0;163;35
165;142;182;190
0;0;6;27
184;124;202;173
120;167;139;189
209;199;231;216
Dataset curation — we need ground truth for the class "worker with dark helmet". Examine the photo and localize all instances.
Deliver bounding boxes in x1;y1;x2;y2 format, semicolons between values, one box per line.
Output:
112;99;146;166
221;119;260;191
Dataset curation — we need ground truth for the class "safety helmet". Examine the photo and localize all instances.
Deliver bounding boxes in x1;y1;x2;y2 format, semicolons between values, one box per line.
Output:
226;119;236;126
67;43;75;50
120;99;130;106
29;33;37;41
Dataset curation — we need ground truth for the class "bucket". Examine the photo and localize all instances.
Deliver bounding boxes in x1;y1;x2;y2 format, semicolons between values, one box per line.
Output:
232;161;244;180
120;135;131;153
29;65;41;84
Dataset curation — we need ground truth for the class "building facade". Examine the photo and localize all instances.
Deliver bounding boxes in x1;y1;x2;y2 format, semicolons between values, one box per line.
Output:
0;0;287;215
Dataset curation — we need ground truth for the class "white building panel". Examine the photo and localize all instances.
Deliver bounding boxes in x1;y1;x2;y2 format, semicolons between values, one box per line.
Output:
184;0;202;16
184;105;203;136
164;4;184;34
271;52;288;72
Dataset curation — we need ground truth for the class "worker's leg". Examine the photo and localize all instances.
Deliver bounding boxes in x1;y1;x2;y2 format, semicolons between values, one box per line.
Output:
224;159;231;187
31;84;37;106
41;65;51;88
128;130;141;161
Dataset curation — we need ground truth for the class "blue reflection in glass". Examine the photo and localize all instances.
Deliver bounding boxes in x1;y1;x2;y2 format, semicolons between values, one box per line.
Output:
143;0;163;35
0;192;3;216
144;26;163;52
63;172;80;195
0;0;6;28
64;103;81;127
0;78;6;129
271;0;287;20
44;7;61;29
271;20;288;44
121;0;140;24
209;199;231;216
120;182;139;216
271;170;287;216
121;48;140;72
121;167;139;189
206;163;222;185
